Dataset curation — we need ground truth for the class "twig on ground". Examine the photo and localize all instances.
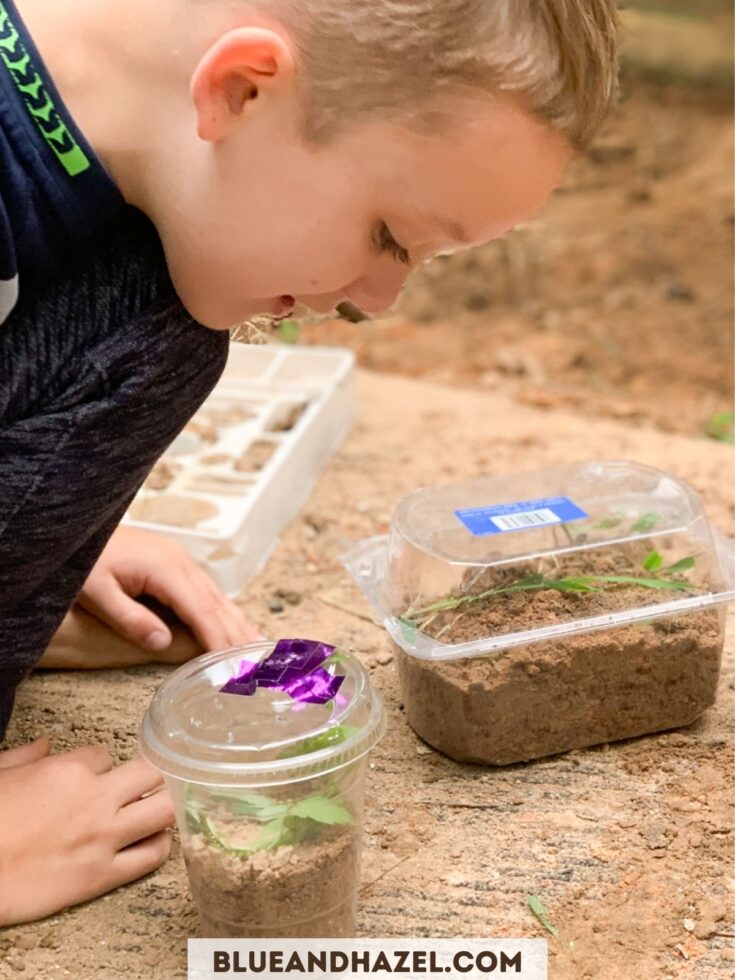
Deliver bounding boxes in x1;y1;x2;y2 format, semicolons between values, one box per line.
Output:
415;800;504;810
316;594;383;628
360;855;413;895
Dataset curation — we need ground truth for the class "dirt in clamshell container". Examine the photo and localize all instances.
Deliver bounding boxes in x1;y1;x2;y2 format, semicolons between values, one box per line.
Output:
396;545;725;764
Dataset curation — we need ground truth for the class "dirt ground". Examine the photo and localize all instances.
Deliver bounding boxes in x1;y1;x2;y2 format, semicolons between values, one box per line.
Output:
302;83;734;440
2;370;733;980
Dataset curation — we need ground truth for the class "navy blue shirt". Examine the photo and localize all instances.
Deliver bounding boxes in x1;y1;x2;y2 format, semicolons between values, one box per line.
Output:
0;0;125;324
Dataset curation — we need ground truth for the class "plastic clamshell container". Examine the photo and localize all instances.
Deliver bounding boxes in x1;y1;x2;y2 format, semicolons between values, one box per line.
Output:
140;638;385;937
345;461;735;764
123;344;355;595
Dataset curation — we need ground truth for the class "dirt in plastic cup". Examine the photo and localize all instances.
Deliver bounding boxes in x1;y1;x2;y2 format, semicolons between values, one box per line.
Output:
140;638;386;937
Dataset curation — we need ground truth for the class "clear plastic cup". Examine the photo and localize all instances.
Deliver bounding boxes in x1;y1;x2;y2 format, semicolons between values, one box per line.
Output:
140;638;385;937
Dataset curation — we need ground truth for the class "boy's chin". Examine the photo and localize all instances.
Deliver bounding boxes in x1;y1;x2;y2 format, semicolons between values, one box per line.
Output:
183;296;296;331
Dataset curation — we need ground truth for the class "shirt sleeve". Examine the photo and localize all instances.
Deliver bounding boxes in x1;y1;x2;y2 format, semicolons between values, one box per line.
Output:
0;189;18;325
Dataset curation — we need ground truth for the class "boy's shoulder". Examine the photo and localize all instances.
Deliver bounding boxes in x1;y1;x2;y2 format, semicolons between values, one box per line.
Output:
0;0;125;326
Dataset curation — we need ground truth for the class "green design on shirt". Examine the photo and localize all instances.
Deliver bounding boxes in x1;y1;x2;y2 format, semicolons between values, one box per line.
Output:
0;0;90;177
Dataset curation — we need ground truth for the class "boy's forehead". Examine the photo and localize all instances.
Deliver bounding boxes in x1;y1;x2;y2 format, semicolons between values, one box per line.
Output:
370;108;572;250
345;96;570;199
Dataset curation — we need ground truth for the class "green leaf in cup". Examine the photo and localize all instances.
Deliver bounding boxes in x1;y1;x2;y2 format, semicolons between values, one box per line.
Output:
289;795;354;825
187;784;354;858
278;723;360;759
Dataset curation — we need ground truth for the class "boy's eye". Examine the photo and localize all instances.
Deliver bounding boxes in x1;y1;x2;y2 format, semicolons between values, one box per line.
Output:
373;222;411;266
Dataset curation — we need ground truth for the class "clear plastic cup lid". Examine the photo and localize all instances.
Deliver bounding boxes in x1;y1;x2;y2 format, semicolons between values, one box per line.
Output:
344;461;735;661
140;639;386;786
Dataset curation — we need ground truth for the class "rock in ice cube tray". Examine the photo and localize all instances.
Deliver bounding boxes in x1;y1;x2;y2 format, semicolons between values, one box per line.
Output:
124;344;356;594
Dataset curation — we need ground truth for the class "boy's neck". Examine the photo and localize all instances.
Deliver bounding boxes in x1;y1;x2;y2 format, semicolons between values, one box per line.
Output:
15;0;206;213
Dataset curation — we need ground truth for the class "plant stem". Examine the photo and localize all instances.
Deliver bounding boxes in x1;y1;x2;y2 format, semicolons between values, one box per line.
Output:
404;564;696;628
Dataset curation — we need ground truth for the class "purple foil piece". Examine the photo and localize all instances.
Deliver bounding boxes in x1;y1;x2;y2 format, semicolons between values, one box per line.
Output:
220;638;345;705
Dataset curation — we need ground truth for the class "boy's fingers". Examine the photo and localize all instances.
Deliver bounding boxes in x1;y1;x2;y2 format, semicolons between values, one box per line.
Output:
145;569;263;651
0;736;51;769
109;830;172;887
62;745;114;774
154;624;204;665
105;756;165;805
225;602;264;643
183;572;264;648
80;576;173;653
115;790;176;849
187;598;261;651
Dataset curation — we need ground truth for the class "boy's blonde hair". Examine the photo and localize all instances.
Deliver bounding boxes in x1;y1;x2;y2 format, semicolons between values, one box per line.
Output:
247;1;619;149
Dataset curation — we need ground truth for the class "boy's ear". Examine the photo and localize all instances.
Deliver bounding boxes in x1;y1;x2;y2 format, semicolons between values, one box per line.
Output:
191;27;295;142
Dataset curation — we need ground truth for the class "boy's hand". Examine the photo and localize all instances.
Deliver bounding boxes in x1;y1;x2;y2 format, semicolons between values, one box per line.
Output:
0;737;174;925
79;526;263;654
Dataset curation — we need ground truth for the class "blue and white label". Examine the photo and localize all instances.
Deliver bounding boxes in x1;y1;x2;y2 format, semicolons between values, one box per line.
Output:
455;496;588;536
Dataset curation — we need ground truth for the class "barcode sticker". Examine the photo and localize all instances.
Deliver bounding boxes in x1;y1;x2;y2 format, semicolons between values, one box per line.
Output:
455;496;588;536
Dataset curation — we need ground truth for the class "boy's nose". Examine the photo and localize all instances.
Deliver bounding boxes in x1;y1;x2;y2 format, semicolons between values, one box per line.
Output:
345;268;410;315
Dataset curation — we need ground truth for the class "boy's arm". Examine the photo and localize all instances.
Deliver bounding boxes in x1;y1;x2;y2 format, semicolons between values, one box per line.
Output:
38;604;202;670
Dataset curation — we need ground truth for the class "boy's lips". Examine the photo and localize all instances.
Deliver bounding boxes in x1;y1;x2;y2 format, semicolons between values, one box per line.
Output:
271;294;296;317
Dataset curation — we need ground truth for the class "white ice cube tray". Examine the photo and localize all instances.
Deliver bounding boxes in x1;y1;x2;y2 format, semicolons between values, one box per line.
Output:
123;343;356;595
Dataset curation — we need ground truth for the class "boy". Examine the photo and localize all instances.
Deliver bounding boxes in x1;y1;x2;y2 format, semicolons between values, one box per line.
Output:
0;0;618;924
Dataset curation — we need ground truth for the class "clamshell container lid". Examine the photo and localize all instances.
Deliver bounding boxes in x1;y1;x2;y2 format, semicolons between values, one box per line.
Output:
344;461;735;662
140;639;385;786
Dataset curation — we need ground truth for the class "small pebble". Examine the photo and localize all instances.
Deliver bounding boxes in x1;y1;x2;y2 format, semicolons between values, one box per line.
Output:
694;918;717;940
683;919;696;933
465;292;489;311
445;871;469;886
642;823;669;849
665;282;696;303
376;652;393;666
628;185;652;203
267;599;285;614
275;589;301;606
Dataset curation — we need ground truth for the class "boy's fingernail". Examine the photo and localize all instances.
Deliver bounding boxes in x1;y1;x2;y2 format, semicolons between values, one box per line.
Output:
145;630;170;651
